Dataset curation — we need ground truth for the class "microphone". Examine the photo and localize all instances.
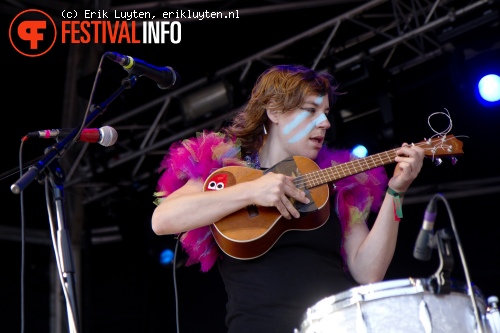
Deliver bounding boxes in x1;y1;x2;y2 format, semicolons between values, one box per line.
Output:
413;195;438;261
25;126;118;147
105;51;180;89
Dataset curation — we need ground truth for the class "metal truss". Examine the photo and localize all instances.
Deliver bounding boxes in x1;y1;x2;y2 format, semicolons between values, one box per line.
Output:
61;0;497;206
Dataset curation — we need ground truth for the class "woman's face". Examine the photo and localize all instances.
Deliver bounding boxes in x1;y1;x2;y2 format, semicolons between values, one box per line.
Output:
273;94;331;160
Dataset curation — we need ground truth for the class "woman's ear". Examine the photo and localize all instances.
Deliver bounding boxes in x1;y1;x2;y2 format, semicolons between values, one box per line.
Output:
266;108;279;124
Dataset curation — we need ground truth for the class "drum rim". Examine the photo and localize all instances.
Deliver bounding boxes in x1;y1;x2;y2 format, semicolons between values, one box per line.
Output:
301;277;487;324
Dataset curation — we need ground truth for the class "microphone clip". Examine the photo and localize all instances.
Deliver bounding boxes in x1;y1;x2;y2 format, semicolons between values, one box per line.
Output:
428;228;455;294
121;74;138;90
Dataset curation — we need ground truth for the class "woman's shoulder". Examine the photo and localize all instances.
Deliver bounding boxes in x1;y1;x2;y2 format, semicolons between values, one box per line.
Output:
159;130;245;178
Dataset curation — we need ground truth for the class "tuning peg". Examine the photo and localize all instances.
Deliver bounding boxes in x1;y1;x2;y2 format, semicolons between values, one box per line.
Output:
434;158;443;166
451;157;458;165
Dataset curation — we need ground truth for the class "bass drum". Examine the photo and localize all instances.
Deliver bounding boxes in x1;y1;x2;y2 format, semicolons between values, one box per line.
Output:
297;278;495;333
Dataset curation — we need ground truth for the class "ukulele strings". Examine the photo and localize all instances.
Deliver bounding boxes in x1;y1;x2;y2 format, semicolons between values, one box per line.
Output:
293;108;467;189
292;148;400;189
427;108;453;140
293;137;459;189
424;108;467;161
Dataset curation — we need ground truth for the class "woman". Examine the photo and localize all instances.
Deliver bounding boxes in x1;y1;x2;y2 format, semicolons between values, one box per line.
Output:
152;65;425;332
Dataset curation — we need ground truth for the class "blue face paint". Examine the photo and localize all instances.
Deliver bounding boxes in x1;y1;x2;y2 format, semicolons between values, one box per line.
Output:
288;113;328;143
314;95;324;105
283;111;309;135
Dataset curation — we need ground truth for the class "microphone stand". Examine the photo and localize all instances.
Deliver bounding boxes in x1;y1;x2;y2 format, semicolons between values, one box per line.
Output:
419;193;484;333
11;75;137;194
10;74;138;333
427;228;454;295
45;157;80;333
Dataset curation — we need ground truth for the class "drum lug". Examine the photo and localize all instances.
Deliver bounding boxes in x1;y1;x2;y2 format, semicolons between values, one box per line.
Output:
356;302;368;333
419;299;433;333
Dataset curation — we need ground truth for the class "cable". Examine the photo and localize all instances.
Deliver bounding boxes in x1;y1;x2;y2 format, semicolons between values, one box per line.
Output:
17;140;26;333
435;193;484;333
173;235;181;333
13;51;121;333
44;181;78;333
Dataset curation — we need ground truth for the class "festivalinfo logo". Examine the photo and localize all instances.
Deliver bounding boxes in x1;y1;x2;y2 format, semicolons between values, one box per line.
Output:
9;8;188;57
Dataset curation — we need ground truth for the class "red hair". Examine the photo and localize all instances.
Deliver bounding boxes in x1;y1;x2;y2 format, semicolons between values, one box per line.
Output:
223;65;341;155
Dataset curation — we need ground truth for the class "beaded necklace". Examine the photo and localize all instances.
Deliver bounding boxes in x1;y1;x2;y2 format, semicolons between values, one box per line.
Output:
244;152;260;170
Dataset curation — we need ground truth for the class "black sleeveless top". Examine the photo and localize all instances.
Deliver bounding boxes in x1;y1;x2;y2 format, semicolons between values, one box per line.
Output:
218;196;358;333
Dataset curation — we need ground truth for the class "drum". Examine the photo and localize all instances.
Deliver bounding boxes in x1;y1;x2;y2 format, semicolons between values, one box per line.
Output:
297;278;494;333
487;296;500;333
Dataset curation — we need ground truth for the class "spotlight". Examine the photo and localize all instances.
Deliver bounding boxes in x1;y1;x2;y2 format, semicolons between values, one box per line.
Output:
477;74;500;103
351;144;368;158
159;248;174;266
180;80;233;122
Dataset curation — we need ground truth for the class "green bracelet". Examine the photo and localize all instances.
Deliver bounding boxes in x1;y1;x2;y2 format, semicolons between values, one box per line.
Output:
387;187;405;219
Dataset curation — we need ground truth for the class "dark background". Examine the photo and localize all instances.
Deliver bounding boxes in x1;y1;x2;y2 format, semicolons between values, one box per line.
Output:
1;1;500;332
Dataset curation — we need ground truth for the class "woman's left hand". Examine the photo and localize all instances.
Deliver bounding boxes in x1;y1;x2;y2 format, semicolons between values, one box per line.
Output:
389;143;425;192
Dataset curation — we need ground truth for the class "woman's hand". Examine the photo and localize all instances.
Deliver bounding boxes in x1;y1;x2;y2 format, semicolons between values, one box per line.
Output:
248;172;310;219
389;143;425;192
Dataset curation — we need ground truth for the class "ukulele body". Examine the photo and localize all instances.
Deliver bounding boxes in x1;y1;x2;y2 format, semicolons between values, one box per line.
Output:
205;156;330;260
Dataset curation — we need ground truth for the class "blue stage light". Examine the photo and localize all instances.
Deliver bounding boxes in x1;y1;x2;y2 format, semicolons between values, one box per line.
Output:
478;74;500;103
159;249;174;265
352;144;368;158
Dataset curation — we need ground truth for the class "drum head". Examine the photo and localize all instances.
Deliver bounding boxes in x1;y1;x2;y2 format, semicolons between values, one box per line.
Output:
298;278;487;333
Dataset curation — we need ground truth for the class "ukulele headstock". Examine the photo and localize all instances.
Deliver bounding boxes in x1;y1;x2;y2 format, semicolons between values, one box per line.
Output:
417;134;464;166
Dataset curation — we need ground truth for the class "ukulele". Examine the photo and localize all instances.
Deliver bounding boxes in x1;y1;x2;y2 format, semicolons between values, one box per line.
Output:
203;135;464;260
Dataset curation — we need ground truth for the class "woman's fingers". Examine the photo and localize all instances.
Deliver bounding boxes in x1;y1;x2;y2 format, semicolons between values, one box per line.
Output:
391;144;425;191
255;173;310;219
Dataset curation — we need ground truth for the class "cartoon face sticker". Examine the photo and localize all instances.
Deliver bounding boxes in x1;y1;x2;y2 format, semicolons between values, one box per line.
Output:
205;173;228;191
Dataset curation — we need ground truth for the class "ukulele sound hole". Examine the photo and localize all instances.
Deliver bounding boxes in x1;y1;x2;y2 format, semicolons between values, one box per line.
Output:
247;205;259;218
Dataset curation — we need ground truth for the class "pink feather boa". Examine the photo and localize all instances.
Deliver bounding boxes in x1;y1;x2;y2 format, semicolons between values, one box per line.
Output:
155;131;388;272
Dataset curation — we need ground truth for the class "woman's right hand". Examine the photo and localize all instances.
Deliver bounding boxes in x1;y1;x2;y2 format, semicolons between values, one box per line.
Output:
248;172;310;219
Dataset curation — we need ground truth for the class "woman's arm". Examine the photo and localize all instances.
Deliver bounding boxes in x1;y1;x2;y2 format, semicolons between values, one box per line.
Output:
152;172;311;235
342;144;425;284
